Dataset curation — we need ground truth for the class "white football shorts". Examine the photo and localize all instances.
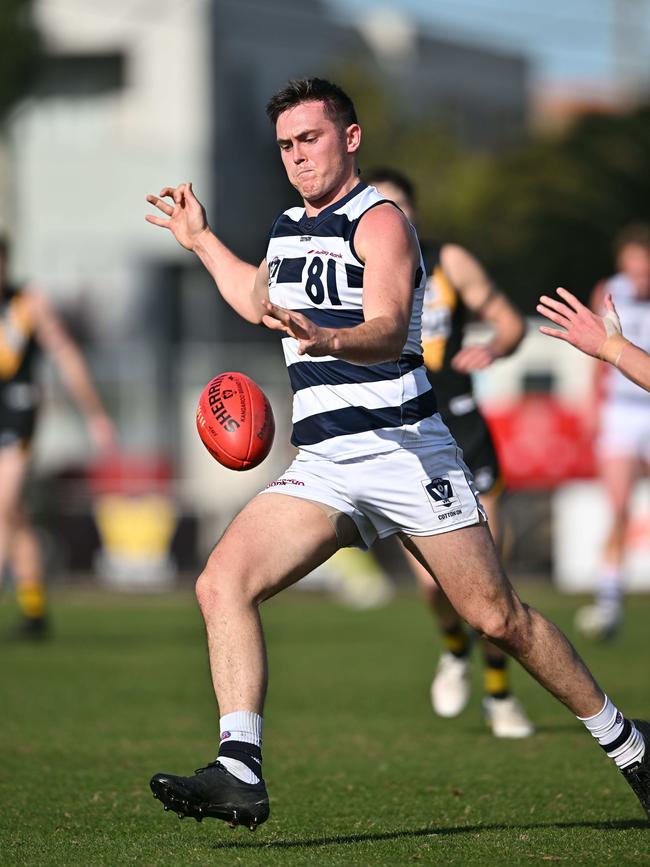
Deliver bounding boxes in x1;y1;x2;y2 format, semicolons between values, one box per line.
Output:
598;401;650;463
261;443;486;549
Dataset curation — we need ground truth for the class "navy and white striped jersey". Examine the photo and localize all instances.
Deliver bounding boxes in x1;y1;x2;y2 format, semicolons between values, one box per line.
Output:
266;182;451;461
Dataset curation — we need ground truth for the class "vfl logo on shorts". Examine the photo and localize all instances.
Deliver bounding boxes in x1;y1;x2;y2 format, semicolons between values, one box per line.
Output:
423;476;461;515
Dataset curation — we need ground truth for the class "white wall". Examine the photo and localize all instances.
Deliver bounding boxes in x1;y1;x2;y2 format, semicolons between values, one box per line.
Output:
9;0;212;318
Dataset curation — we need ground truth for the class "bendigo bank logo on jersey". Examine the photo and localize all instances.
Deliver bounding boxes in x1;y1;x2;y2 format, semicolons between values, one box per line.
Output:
424;476;462;519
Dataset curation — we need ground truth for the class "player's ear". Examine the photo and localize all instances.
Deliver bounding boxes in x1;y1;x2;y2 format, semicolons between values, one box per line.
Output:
345;124;361;154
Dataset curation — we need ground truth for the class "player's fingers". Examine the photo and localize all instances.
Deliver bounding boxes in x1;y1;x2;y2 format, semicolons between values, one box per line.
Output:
261;314;289;332
173;184;189;205
145;214;170;228
176;182;194;202
536;303;569;326
146;194;174;216
262;300;289;322
538;295;572;318
555;287;581;311
539;325;568;341
158;186;178;199
604;292;616;312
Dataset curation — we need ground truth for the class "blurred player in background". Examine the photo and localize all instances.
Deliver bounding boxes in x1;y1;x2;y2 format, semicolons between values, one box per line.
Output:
365;169;532;737
538;286;650;393
573;226;650;640
0;235;115;637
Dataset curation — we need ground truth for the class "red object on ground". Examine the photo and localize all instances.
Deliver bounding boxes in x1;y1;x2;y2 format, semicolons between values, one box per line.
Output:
196;371;275;471
484;394;596;490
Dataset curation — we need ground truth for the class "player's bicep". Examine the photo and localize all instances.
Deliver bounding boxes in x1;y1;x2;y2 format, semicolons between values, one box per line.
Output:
356;205;417;328
442;244;495;313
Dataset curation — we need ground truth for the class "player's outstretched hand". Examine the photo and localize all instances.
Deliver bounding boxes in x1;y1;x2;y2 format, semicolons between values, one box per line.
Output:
451;344;496;372
145;182;209;251
261;300;334;357
537;287;621;359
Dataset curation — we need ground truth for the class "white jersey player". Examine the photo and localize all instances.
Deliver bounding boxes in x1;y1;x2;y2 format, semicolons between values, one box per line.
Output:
576;225;650;640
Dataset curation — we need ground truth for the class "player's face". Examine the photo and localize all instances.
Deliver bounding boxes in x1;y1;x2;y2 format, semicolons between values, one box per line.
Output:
371;180;415;223
618;243;650;298
275;101;360;207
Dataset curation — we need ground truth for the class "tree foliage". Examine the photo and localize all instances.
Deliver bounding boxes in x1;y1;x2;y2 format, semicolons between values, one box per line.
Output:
335;64;650;312
459;107;650;311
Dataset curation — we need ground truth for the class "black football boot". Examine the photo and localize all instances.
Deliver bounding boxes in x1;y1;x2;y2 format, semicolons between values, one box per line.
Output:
150;761;269;830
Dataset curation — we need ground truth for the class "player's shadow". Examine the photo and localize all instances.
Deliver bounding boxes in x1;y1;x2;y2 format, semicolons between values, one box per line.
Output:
210;819;647;850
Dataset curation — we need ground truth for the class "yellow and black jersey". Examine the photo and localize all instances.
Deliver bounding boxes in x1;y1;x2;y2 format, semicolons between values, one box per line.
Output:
420;245;473;411
0;286;38;382
0;286;40;447
420;244;501;495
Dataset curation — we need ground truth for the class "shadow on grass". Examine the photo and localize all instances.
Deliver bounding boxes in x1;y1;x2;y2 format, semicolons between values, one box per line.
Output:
210;819;648;850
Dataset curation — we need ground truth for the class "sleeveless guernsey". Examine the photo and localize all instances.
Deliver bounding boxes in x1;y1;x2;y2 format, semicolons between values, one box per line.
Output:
0;286;40;444
266;182;451;461
419;246;475;415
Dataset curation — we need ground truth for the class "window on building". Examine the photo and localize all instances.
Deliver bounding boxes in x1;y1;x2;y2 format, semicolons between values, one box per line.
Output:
36;53;125;98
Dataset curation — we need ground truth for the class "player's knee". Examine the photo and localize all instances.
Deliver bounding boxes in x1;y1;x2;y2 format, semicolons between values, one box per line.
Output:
475;602;528;649
195;557;258;614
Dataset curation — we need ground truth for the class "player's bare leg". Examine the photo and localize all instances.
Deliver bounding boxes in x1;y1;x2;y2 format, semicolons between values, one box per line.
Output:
150;493;342;829
407;494;533;735
576;453;637;639
0;445;45;638
404;521;650;819
197;494;340;714
11;507;48;637
0;444;28;578
404;523;603;715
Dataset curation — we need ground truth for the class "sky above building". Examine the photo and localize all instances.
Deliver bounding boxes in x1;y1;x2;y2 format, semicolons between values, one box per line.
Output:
326;0;650;94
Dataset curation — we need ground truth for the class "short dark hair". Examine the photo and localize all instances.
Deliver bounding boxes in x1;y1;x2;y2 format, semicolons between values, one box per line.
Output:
0;234;8;261
363;167;416;209
614;223;650;256
266;78;358;131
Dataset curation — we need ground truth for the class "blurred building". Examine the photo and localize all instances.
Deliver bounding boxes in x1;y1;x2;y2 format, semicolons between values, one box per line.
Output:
4;0;529;571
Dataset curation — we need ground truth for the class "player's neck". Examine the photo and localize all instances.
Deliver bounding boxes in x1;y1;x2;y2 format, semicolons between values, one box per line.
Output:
303;173;361;217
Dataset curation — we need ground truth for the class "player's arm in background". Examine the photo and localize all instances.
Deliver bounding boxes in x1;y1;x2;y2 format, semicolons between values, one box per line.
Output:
261;203;417;363
146;183;267;324
440;243;525;372
28;288;116;452
538;286;650;393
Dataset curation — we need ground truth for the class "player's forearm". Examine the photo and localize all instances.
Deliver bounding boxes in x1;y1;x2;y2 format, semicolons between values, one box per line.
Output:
193;230;263;324
614;341;650;392
485;316;526;360
55;343;107;418
328;317;407;364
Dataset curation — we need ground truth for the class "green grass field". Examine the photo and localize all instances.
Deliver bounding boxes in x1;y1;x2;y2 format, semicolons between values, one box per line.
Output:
1;582;648;866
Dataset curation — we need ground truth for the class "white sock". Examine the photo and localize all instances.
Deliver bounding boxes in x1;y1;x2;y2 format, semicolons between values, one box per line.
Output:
217;711;263;784
596;568;623;615
578;695;645;769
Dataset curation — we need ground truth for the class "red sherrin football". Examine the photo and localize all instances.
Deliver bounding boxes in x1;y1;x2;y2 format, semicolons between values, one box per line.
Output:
196;372;275;470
